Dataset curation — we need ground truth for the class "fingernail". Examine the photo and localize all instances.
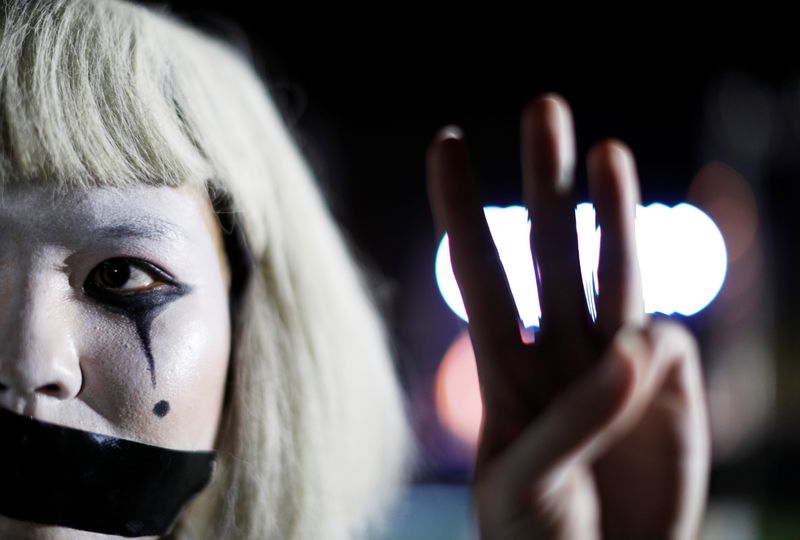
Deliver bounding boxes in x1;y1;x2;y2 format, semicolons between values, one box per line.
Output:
556;101;576;194
535;94;575;194
608;141;635;182
436;125;464;142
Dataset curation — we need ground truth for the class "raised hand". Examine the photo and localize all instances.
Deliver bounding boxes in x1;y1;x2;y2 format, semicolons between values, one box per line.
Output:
426;94;710;540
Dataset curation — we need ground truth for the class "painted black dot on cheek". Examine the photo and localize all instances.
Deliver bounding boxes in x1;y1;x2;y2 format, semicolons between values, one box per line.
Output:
153;400;170;418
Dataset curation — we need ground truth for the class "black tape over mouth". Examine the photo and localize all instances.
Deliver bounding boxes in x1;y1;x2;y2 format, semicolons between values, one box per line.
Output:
0;406;216;537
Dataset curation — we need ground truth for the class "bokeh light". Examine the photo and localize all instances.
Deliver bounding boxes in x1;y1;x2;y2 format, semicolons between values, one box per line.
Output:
435;203;728;324
435;206;541;327
636;203;728;315
434;330;483;450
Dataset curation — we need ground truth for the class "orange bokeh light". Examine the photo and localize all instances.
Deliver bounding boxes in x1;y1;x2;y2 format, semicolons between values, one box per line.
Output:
434;330;484;450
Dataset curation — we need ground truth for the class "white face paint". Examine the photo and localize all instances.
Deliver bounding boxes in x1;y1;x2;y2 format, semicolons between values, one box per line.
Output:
0;182;232;540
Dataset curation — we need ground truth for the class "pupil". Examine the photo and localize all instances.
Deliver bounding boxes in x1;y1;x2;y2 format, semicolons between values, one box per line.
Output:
101;261;130;288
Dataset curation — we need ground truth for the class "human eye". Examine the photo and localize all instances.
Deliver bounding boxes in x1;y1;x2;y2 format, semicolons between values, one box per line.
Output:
84;257;176;297
82;256;192;315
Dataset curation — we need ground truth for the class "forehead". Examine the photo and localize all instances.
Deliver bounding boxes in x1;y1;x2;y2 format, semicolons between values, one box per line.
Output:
0;183;217;244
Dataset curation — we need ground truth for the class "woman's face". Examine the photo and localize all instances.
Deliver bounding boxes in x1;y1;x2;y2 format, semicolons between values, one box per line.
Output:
0;182;232;539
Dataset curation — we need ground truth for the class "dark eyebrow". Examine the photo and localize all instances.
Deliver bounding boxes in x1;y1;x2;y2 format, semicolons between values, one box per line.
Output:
93;217;187;242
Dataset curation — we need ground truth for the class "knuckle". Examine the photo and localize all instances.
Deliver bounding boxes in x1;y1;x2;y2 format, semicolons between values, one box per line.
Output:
650;318;696;345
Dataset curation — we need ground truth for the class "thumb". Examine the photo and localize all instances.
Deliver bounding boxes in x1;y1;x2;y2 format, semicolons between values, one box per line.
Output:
484;329;649;510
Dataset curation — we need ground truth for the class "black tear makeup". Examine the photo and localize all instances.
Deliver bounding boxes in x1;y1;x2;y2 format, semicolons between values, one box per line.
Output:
82;258;193;417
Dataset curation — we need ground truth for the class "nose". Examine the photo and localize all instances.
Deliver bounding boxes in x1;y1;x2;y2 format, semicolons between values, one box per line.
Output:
0;275;83;410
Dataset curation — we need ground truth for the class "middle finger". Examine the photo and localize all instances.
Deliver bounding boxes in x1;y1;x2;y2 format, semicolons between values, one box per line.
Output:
522;94;591;339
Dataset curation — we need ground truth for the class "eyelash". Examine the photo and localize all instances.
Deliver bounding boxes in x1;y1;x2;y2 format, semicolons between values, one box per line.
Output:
81;256;191;315
85;257;173;296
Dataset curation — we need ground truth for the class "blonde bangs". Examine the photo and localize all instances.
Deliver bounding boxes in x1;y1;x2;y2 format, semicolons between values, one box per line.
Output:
0;0;214;194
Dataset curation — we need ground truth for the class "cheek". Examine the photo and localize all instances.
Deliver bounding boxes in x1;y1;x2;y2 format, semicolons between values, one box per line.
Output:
148;301;232;449
77;284;231;451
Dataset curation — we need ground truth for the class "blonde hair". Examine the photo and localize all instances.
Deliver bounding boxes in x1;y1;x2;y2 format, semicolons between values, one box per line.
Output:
0;1;417;538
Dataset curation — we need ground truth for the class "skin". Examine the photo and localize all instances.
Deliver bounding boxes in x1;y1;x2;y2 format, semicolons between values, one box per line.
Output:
426;93;711;539
0;182;231;540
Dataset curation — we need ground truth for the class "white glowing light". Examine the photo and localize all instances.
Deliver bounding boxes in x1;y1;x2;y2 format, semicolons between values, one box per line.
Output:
636;203;728;316
434;203;727;327
435;206;541;327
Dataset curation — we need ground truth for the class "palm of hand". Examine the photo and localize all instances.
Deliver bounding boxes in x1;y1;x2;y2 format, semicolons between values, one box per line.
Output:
426;95;709;540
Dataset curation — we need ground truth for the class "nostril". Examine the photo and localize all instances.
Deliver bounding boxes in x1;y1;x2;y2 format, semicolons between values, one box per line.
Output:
0;382;7;392
37;383;63;397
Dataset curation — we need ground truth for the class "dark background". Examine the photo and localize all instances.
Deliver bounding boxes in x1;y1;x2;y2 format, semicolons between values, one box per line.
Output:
136;3;800;533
